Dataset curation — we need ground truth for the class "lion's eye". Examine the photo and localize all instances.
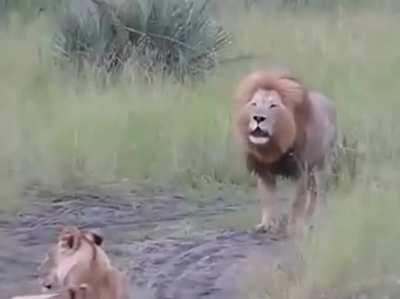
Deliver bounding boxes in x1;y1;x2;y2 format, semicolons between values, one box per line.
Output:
270;104;277;108
250;102;257;107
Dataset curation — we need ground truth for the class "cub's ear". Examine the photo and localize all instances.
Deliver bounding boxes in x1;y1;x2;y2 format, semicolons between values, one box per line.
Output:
68;288;76;299
66;284;89;299
59;226;81;252
85;228;104;246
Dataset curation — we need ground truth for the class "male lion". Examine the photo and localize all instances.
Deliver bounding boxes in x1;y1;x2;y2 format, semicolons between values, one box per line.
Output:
234;69;337;236
38;226;130;299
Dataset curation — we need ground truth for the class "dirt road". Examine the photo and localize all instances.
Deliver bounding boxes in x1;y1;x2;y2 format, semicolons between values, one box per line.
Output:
0;184;295;299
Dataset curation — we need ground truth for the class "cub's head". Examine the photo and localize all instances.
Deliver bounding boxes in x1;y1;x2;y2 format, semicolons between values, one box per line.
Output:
234;70;307;161
38;226;106;292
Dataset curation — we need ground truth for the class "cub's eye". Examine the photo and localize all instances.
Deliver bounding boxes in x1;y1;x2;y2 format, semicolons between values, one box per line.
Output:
250;102;257;106
269;104;277;108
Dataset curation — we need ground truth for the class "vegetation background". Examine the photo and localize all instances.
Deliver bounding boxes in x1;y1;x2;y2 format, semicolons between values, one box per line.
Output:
0;0;399;298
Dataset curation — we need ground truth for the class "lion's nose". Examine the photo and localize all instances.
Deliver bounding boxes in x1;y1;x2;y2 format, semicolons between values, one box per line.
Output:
44;284;52;290
253;116;266;123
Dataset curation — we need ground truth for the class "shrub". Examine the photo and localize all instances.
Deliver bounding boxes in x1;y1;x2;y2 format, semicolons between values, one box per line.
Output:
54;0;232;82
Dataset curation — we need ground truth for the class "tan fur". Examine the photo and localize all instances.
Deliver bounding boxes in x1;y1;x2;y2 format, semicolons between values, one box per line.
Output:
233;69;337;237
38;227;130;299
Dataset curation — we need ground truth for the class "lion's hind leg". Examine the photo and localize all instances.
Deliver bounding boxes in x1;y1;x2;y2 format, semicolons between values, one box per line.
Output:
288;173;309;238
306;170;319;220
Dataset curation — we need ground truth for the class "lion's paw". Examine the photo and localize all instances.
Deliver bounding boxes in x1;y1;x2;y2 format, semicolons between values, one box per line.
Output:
254;219;280;234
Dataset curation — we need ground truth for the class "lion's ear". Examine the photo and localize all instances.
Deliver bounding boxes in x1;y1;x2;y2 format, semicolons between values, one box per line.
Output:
278;77;306;107
85;229;104;246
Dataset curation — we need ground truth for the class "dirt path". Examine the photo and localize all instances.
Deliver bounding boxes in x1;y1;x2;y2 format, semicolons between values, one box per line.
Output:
0;184;296;299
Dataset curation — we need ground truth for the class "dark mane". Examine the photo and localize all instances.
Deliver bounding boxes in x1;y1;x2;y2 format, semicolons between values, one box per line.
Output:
246;149;302;180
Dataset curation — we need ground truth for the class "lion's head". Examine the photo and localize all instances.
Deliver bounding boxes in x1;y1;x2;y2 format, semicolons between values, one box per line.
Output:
234;69;309;164
38;226;109;292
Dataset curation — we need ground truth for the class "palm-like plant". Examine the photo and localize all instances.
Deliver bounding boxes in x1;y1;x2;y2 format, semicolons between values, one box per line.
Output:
54;0;232;82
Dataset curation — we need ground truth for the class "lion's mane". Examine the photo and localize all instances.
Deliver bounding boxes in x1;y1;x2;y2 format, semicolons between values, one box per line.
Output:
234;69;311;178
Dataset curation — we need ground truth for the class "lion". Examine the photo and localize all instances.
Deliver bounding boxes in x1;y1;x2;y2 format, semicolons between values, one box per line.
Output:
233;69;337;237
38;226;130;299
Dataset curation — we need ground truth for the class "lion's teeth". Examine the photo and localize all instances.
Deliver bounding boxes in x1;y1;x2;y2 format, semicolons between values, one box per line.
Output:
249;136;269;145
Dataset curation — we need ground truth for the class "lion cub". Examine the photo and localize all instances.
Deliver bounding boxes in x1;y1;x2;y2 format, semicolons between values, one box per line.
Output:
38;226;130;299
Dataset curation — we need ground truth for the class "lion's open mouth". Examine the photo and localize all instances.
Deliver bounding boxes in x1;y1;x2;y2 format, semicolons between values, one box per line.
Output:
249;127;270;145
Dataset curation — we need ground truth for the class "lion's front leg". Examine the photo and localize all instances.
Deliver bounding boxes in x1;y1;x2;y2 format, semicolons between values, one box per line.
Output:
288;173;308;237
254;176;279;233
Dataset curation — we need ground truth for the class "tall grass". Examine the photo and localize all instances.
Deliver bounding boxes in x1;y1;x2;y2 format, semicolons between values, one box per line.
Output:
0;0;63;23
223;9;400;299
0;14;244;199
222;7;400;299
1;3;399;192
297;186;400;299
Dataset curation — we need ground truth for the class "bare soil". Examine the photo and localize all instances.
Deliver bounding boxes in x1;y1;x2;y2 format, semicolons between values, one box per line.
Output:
0;184;296;299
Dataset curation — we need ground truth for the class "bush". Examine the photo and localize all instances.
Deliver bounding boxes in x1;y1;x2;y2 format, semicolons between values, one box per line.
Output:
54;0;232;82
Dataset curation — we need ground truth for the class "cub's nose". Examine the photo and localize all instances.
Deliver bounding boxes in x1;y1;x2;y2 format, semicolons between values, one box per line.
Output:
253;116;266;123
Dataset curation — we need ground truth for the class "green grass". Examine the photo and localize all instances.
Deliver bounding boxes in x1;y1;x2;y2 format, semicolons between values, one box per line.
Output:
297;186;400;299
0;14;247;200
223;8;400;299
1;3;400;298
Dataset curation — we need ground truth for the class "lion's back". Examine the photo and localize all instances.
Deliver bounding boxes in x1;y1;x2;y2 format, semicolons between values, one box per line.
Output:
303;91;337;168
